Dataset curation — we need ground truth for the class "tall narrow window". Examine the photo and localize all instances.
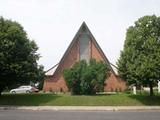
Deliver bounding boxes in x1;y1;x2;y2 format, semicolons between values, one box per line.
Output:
79;34;90;63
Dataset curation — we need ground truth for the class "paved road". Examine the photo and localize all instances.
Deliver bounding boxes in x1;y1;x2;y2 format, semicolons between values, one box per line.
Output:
0;110;160;120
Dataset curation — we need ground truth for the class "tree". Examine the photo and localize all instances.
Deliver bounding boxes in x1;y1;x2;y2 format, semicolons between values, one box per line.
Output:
117;15;160;96
63;59;109;95
0;17;44;94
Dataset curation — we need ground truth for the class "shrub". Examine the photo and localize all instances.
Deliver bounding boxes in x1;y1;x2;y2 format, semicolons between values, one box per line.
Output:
63;59;109;95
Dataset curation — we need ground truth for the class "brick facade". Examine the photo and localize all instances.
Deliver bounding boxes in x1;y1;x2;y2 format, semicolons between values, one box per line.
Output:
43;22;126;92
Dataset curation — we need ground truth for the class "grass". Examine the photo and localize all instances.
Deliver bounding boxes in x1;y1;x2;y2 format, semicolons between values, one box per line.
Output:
0;93;160;106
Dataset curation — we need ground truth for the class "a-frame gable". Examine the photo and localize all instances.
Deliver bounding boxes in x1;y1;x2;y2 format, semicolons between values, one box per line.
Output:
43;22;126;92
50;22;115;76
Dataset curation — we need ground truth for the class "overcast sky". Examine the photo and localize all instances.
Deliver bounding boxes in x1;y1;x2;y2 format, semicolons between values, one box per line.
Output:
0;0;160;70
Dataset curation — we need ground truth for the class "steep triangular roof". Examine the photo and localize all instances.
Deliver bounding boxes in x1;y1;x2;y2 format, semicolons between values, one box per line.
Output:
45;63;59;76
46;22;116;76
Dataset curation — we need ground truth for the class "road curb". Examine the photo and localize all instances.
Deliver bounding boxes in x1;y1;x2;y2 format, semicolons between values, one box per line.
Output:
0;106;160;111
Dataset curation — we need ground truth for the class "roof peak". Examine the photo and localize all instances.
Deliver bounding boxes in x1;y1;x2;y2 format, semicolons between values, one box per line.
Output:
82;21;86;24
81;21;88;27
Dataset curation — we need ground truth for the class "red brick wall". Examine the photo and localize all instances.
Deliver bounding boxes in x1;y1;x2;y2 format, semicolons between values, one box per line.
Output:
90;40;104;61
104;72;126;92
43;38;126;92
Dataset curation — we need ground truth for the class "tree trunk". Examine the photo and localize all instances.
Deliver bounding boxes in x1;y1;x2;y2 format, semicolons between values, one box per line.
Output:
140;85;142;95
149;80;154;96
0;87;2;96
0;84;4;96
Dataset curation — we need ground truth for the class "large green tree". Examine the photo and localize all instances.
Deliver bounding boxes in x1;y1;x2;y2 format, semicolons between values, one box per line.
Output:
117;15;160;96
0;17;44;94
63;59;109;95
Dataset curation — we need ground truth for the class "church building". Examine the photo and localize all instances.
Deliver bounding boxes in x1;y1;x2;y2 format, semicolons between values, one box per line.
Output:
43;22;126;92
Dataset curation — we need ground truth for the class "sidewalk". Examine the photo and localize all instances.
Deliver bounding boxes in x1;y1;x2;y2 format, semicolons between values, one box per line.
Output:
0;106;160;111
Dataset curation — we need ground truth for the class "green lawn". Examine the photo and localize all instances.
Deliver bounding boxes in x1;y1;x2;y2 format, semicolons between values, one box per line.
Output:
0;93;160;106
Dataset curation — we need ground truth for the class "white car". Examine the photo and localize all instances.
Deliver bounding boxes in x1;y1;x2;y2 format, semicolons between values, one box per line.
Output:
10;85;39;94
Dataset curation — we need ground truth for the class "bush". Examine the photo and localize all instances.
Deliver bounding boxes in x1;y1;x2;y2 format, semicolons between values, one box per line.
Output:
63;59;109;95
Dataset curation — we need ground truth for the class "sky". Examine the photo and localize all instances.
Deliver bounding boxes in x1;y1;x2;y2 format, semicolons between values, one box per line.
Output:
0;0;160;71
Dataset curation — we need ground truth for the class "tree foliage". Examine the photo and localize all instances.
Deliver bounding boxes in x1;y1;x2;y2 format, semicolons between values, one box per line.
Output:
117;15;160;96
0;17;45;94
63;59;109;95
